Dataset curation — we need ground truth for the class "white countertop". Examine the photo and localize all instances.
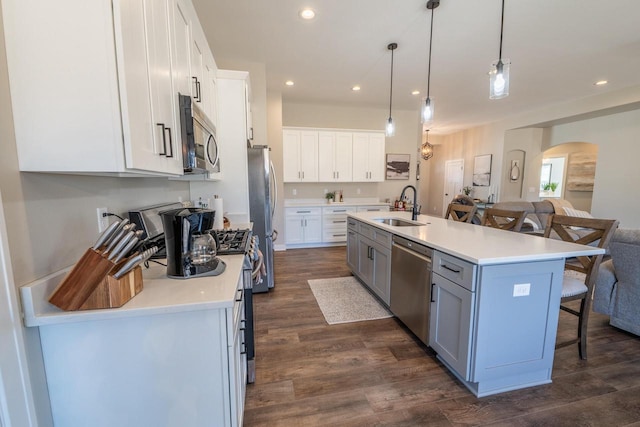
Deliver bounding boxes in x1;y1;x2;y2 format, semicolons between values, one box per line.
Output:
20;254;246;327
350;211;604;265
285;198;389;208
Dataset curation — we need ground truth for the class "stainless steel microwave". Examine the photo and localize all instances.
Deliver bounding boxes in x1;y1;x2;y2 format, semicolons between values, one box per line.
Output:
178;94;220;175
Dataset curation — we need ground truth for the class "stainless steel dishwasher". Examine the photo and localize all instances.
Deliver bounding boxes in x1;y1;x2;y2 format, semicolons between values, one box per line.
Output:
390;235;433;345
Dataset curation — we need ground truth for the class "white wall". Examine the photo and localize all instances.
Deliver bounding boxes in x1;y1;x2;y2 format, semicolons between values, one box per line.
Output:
427;87;640;227
545;109;640;225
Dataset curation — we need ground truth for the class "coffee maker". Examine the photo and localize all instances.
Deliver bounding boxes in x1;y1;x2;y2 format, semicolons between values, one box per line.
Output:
160;207;225;279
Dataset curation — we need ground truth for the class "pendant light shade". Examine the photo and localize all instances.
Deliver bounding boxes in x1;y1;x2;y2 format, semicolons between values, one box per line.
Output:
420;130;434;161
489;0;510;99
421;0;439;124
385;43;397;137
421;97;434;123
489;59;510;99
385;117;395;137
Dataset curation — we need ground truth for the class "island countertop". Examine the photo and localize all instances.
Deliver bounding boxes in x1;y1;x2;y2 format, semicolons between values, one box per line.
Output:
349;211;603;265
20;254;246;327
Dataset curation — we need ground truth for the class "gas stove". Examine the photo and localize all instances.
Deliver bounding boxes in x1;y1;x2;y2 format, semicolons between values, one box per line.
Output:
215;229;252;255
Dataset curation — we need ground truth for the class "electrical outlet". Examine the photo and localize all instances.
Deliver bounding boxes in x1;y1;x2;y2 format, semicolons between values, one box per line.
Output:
357;188;361;195
513;283;531;297
292;188;297;196
96;207;109;232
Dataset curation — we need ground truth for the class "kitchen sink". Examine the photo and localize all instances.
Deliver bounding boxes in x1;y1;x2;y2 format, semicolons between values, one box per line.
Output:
373;218;425;227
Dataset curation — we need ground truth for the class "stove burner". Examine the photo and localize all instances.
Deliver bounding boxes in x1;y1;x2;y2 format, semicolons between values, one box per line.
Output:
215;229;251;255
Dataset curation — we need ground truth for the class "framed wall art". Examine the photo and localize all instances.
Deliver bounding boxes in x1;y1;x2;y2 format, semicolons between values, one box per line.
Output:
386;154;410;180
473;154;492;186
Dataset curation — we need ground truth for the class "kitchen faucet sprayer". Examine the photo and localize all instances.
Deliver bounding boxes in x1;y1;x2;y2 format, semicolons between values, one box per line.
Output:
400;185;419;221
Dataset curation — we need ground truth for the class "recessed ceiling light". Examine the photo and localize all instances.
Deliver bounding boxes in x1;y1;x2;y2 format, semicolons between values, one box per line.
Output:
352;85;361;91
299;8;315;20
411;90;420;95
594;80;608;86
285;80;294;86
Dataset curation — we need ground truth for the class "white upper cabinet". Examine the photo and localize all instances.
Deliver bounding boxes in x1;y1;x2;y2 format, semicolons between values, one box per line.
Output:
283;127;384;183
318;131;353;182
169;0;192;99
2;0;217;176
352;132;386;182
283;130;319;182
143;0;183;174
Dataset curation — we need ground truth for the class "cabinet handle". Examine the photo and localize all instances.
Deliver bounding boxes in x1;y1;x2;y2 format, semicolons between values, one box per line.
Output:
297;210;311;214
192;77;201;102
368;246;373;260
334;209;347;213
235;289;243;302
337;171;339;179
305;219;307;227
241;342;247;355
156;123;167;156
441;264;462;274
333;234;346;237
300;219;303;227
431;283;436;303
165;127;173;158
249;127;254;140
302;171;305;179
333;220;346;223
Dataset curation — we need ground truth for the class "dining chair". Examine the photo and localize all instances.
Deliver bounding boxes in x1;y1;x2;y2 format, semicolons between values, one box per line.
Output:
543;214;619;359
445;203;477;223
481;207;526;232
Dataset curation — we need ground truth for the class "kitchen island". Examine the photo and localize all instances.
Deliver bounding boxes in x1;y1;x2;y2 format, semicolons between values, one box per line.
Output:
20;254;247;427
347;211;603;397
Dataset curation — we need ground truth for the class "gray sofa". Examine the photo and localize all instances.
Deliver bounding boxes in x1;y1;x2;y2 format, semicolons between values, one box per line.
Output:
594;229;640;336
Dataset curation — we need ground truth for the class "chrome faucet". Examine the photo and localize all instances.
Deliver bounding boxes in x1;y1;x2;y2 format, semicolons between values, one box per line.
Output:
400;185;419;221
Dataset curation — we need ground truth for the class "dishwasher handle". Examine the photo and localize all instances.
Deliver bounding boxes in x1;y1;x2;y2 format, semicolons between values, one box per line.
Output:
392;242;433;266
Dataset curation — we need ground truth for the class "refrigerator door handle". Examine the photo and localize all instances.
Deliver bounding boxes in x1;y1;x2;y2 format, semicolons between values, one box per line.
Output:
271;229;278;242
269;160;278;219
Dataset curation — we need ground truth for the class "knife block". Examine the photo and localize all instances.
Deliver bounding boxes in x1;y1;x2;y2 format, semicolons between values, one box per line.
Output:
48;248;117;310
79;265;143;310
48;248;143;311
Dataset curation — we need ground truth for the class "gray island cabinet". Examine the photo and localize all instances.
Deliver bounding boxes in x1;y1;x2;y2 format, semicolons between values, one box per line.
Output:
347;211;602;397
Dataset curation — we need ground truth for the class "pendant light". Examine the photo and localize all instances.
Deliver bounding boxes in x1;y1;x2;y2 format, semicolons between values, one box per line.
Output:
420;129;434;161
489;0;510;99
421;0;439;124
385;43;398;137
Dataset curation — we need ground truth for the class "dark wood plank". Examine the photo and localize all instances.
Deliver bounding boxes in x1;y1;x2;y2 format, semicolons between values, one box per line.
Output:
244;246;640;426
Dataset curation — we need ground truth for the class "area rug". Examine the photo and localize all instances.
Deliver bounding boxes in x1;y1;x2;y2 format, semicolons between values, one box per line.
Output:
307;276;393;325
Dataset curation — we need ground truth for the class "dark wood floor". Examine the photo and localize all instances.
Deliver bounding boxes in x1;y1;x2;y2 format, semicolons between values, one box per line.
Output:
244;247;640;426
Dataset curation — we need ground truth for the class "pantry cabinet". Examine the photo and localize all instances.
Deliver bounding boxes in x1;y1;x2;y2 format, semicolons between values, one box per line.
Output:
2;0;216;176
282;130;319;182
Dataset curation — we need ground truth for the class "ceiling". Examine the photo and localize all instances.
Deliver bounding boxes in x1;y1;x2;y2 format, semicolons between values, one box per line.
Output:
192;0;640;134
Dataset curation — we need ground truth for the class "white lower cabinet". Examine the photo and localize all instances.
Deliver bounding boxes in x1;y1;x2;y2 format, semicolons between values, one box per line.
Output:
356;205;390;213
285;207;322;245
36;275;247;427
322;206;356;243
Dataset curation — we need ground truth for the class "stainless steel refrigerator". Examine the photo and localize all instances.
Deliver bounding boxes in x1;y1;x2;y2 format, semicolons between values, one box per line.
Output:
247;145;277;293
